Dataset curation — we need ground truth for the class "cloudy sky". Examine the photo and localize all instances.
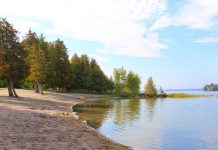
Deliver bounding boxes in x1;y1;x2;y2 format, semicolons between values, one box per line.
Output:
1;0;218;89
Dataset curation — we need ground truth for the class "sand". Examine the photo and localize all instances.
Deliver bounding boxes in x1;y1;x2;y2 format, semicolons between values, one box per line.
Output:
0;89;129;150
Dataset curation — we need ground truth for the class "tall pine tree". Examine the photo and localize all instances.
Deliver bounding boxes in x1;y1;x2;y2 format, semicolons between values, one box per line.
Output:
46;39;71;91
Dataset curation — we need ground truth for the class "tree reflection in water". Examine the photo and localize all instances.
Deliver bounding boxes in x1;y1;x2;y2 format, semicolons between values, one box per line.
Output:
144;98;157;122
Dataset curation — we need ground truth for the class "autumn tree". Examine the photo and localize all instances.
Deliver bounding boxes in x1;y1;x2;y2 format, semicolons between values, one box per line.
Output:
0;18;27;97
23;31;48;94
144;77;157;97
22;30;39;92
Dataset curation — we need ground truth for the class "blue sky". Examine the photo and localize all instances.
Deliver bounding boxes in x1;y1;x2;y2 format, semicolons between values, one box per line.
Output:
1;0;218;89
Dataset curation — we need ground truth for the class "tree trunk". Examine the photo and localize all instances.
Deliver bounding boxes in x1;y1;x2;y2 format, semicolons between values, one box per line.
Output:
34;81;39;93
6;79;13;97
9;79;19;97
37;81;44;95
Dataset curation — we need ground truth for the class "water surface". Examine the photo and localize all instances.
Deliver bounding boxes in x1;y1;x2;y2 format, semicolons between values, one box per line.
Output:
73;96;218;150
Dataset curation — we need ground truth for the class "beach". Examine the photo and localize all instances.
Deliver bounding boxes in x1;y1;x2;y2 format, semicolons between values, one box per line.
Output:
0;89;129;150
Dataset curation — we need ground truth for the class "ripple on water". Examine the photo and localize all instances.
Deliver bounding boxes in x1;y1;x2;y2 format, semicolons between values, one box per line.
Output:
73;97;218;150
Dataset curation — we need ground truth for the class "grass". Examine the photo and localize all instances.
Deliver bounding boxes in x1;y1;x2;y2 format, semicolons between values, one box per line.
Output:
167;93;212;98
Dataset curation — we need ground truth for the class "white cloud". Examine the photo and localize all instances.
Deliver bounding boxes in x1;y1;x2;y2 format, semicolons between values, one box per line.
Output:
150;15;171;31
0;0;168;58
89;54;107;64
195;37;218;43
174;0;218;29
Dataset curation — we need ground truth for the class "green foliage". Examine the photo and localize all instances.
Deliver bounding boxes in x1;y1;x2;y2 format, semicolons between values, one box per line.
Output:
70;53;81;90
0;18;158;97
144;77;157;97
0;80;6;87
20;80;33;90
125;71;141;96
113;67;127;95
70;54;90;90
89;58;114;93
70;54;113;93
113;67;141;96
23;31;48;82
46;39;71;90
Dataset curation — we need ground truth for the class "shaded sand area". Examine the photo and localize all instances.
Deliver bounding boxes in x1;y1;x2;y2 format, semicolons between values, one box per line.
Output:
0;89;129;150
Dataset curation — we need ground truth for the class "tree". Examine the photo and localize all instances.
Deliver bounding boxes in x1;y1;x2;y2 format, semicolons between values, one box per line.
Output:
89;58;113;93
70;54;91;91
70;54;113;93
112;67;141;96
79;54;91;90
126;71;141;96
89;58;103;92
23;31;48;94
22;30;39;93
144;77;157;97
113;67;127;95
46;39;71;91
0;18;27;97
159;86;167;97
70;53;81;90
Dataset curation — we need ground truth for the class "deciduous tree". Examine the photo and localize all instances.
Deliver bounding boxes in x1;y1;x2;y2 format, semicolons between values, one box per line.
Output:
113;67;127;95
126;71;141;96
23;31;48;94
144;77;157;97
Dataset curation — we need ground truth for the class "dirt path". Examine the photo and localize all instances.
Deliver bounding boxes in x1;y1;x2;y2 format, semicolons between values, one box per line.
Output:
0;89;129;150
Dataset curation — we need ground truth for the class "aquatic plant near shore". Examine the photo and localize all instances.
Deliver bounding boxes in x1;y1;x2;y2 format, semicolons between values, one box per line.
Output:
167;93;212;98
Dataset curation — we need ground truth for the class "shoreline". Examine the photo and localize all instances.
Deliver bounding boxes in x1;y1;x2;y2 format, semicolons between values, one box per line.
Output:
0;89;130;150
71;98;131;149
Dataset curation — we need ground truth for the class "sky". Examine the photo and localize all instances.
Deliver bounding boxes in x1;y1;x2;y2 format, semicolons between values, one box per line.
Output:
0;0;218;89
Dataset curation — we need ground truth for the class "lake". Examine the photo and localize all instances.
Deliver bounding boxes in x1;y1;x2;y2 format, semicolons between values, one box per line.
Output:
73;92;218;150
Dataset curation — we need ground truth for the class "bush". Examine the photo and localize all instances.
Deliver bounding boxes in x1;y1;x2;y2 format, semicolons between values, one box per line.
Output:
0;80;6;88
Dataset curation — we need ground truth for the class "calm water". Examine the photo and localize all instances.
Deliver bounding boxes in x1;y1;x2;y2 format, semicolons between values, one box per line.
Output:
73;93;218;150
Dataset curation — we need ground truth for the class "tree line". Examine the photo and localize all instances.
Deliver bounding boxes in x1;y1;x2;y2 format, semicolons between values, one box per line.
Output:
113;67;166;97
0;18;113;97
0;18;166;98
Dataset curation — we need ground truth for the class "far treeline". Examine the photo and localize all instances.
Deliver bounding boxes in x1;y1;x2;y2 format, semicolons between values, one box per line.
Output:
0;18;166;98
204;83;218;91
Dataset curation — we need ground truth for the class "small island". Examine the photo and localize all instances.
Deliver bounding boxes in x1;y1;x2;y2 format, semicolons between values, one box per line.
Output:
204;83;218;91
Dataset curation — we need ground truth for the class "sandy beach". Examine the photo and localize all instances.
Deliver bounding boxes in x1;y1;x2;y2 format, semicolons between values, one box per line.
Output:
0;89;129;150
